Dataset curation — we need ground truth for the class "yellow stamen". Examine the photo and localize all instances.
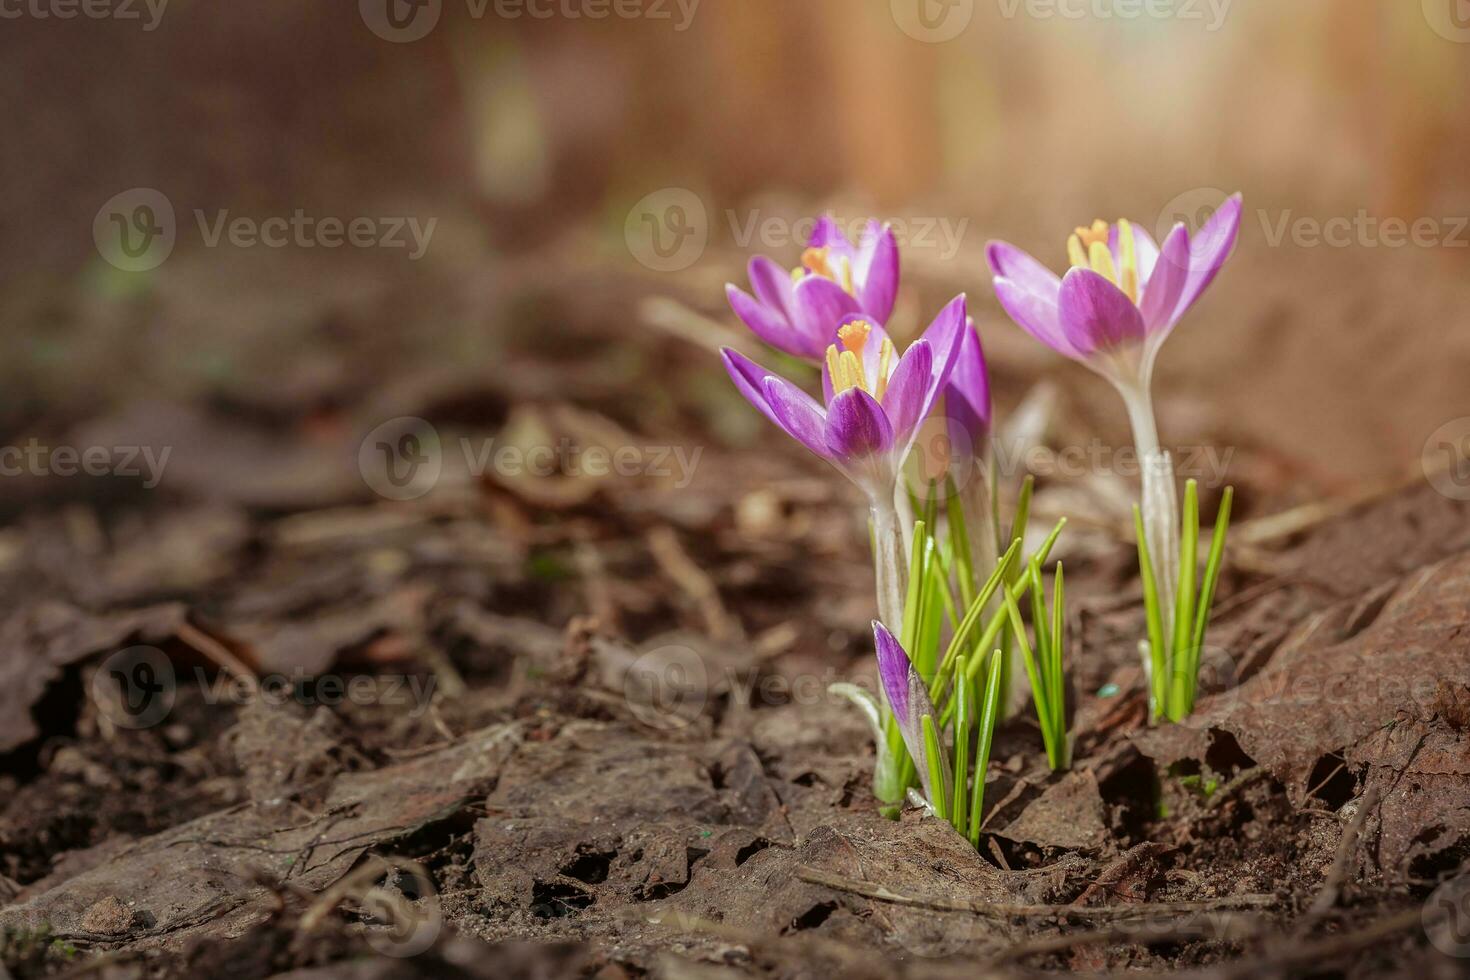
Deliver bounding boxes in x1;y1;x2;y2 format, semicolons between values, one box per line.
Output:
801;245;855;294
1088;240;1117;285
826;320;895;398
1068;234;1089;270
825;344;844;390
838;319;872;354
1117;219;1139;302
874;338;894;402
1075;219;1110;250
837;349;864;393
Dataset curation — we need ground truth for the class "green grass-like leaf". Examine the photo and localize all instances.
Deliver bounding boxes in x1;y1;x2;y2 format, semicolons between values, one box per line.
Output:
922;713;947;820
1133;504;1169;721
968;649;1004;847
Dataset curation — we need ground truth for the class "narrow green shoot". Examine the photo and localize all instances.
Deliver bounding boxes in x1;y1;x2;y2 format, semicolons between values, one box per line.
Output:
921;714;947;820
968;649;1004;847
1135;485;1235;723
1187;486;1234;715
951;676;972;834
1133;504;1169;720
1002;559;1069;771
1167;481;1200;722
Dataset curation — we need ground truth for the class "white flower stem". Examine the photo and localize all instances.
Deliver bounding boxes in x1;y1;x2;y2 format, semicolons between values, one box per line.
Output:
869;489;910;809
893;480;916;559
1121;384;1179;668
871;492;908;638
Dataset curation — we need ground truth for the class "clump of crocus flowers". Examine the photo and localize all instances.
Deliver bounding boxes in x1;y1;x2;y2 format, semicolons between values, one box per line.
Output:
719;200;1239;832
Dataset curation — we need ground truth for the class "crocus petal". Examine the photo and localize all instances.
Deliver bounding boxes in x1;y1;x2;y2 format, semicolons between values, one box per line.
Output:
762;374;834;459
872;621;950;808
808;214;851;250
917;294;968;389
824;387;894;460
945;322;992;443
726;284;816;358
747;255;796;319
1057;268;1147;355
855;221;899;323
791;275;862;349
881;338;933;444
986;241;1062;306
720;348;781;429
1138;224;1191;334
994;276;1082;359
1170;193;1243;322
1131;224;1161;284
873;620;913;727
1108;223;1161;285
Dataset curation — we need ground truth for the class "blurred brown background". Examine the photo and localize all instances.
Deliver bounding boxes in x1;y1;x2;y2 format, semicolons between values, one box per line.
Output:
3;0;1470;518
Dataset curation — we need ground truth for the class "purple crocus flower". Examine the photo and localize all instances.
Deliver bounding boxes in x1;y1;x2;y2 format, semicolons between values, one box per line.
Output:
986;195;1242;391
873;620;950;809
725;217;899;360
721;295;966;498
986;195;1243;694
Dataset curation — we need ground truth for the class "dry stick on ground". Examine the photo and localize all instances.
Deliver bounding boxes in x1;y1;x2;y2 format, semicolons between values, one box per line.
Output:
1181;905;1430;980
647;524;739;643
1305;781;1384;921
176;621;260;694
993;911;1266;965
794;866;1279;921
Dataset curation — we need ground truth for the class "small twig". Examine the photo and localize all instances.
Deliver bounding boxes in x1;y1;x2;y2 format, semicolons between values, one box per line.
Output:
573;535;620;632
795;866;1278;921
647;525;738;643
995;911;1264;964
1305;782;1383;921
416;643;467;700
298;855;430;934
177;621;259;694
1186;906;1427;980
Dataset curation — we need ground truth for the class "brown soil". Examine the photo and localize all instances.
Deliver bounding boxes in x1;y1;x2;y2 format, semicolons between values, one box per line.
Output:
2;373;1468;978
